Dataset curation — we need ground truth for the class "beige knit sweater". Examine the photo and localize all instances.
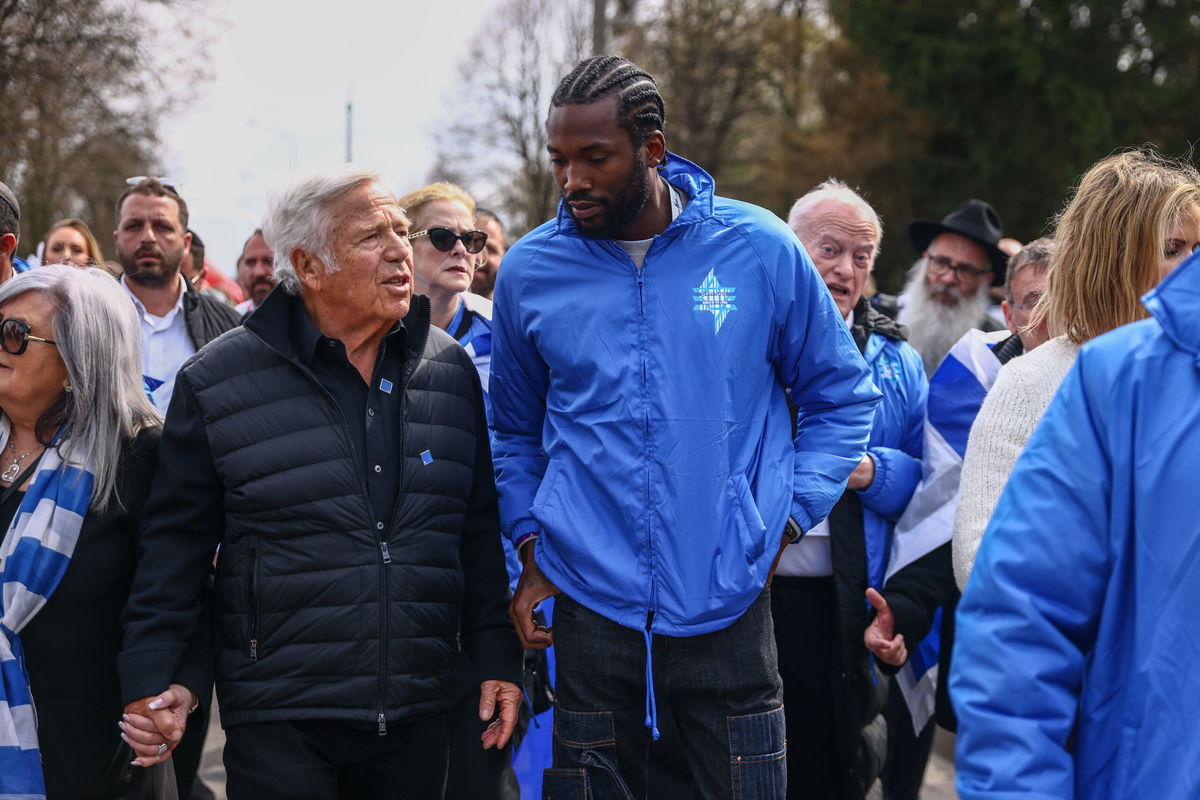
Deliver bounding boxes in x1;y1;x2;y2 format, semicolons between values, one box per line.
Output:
952;335;1081;590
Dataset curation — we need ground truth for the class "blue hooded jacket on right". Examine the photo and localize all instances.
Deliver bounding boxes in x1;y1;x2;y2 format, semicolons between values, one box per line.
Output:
951;249;1200;798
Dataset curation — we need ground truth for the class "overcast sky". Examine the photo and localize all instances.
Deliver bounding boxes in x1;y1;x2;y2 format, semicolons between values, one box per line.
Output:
159;0;503;274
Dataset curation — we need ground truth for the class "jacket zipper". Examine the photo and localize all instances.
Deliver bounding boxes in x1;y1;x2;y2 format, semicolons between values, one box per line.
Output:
278;363;394;735
248;546;260;661
242;303;432;735
627;252;656;624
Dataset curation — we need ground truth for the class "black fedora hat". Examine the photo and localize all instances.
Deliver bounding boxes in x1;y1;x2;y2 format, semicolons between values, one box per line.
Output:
907;198;1007;282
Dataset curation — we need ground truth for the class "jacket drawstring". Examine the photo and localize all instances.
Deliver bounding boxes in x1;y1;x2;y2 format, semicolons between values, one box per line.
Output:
643;629;660;740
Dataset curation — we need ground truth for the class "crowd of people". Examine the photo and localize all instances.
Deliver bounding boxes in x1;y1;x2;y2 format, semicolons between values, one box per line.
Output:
0;54;1198;800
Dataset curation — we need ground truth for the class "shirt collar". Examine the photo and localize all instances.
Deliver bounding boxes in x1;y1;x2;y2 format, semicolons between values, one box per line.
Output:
120;274;185;318
289;299;406;366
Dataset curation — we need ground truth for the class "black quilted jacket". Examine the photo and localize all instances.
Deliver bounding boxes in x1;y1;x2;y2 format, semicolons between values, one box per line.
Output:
120;290;521;730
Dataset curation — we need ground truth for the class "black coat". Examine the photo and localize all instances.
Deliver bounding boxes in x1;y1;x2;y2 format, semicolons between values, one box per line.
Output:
182;280;243;350
119;290;521;728
15;428;210;799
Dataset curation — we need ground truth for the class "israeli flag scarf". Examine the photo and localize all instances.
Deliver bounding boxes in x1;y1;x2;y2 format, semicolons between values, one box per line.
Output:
0;420;94;799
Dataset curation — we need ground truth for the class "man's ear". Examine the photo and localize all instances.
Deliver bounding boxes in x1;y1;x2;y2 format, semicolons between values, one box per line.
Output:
0;232;15;260
643;131;667;170
1000;299;1018;336
292;247;324;290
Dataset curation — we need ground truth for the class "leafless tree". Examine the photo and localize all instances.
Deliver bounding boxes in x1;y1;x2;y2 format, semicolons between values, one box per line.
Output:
430;0;592;237
0;0;211;258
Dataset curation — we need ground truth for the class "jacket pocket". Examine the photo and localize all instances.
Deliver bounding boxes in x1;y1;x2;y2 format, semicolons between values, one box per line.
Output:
246;544;261;662
732;475;768;564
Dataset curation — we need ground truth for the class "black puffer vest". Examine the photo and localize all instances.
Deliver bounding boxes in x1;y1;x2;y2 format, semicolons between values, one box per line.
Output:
182;291;491;729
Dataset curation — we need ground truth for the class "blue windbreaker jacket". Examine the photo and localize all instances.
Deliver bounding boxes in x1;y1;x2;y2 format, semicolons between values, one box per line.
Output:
490;154;880;636
857;327;927;587
952;250;1200;798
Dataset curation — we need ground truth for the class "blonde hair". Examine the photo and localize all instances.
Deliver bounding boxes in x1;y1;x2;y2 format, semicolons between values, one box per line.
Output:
41;218;105;268
398;182;476;230
1035;148;1200;344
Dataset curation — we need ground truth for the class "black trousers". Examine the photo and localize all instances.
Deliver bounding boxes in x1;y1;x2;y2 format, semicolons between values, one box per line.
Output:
223;715;449;800
771;576;842;800
881;683;934;800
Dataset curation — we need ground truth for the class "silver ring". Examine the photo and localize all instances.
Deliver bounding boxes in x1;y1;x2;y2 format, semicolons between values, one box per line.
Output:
156;743;169;756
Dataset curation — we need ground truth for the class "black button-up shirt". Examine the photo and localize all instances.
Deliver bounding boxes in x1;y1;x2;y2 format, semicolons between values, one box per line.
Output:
291;305;408;531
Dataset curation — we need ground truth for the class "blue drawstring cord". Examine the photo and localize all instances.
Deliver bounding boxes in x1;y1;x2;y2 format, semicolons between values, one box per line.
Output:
643;628;660;740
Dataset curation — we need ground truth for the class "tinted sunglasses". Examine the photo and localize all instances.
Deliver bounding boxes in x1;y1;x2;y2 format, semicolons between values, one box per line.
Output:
126;175;181;193
408;227;488;255
0;318;58;356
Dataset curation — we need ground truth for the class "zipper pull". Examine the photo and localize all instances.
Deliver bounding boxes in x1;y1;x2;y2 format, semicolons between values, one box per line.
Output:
379;541;392;564
249;639;258;662
377;713;387;736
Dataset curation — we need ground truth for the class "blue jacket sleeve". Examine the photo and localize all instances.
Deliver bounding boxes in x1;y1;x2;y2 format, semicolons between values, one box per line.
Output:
773;243;880;532
858;342;927;520
951;355;1112;798
488;258;550;547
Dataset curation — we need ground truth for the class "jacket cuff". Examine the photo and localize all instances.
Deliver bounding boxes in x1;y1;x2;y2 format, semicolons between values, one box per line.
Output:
118;648;181;707
507;517;541;550
463;627;524;687
788;502;814;535
857;451;888;504
881;591;928;651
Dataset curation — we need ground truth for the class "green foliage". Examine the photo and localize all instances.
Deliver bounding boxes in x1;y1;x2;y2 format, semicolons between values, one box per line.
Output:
829;0;1200;287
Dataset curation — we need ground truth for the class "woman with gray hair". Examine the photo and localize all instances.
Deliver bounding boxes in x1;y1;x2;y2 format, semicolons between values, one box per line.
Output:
0;265;202;798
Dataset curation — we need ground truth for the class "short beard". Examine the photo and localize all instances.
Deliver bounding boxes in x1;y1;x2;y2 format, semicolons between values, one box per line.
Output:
120;248;184;290
898;259;991;375
571;152;652;240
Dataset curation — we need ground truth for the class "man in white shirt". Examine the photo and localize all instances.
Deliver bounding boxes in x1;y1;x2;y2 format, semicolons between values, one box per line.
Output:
114;178;241;408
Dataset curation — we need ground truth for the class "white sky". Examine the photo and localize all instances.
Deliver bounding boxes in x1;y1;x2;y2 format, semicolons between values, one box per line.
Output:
159;0;503;275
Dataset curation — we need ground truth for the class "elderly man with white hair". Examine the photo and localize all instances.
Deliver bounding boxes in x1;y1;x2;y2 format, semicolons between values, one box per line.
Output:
117;170;523;800
776;180;928;799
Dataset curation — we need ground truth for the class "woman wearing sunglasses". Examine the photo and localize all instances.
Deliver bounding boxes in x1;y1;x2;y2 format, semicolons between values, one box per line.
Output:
398;182;494;404
0;265;204;799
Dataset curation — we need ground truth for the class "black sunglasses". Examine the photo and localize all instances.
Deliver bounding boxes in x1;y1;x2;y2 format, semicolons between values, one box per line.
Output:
408;227;488;255
0;318;58;356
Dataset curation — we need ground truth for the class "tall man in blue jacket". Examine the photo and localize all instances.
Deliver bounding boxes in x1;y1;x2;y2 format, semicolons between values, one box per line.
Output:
490;56;881;799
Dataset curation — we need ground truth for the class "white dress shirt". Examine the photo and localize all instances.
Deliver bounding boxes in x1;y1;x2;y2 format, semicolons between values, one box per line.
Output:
121;276;195;410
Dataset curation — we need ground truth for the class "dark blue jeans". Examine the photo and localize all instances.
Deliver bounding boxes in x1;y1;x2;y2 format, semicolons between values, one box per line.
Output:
545;590;785;800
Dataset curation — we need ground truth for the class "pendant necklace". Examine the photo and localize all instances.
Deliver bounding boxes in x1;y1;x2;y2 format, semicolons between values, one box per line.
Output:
1;440;39;484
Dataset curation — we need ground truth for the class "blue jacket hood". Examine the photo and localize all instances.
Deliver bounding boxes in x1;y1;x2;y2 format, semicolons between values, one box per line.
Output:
1142;249;1200;357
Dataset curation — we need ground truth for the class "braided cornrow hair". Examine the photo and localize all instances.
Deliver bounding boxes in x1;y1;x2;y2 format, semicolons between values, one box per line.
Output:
551;55;666;147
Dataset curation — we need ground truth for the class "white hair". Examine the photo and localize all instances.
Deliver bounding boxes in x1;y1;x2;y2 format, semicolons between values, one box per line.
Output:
897;257;991;375
0;265;160;511
262;169;381;294
787;178;884;250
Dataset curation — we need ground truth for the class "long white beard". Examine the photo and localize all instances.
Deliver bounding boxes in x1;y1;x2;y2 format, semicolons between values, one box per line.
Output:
898;264;990;375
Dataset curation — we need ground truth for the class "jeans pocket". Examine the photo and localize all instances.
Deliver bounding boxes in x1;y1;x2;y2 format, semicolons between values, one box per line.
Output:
728;706;786;800
546;708;634;800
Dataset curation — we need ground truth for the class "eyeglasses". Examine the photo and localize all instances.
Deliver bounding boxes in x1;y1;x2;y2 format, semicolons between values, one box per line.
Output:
925;252;988;279
408;227;488;255
1010;292;1043;312
0;318;58;355
125;176;181;193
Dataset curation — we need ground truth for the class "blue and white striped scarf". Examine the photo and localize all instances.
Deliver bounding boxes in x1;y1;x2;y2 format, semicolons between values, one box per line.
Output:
0;421;94;799
886;328;1009;734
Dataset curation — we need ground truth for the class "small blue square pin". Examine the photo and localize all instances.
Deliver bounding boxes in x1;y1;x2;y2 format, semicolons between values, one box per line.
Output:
380;378;394;394
420;450;433;465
